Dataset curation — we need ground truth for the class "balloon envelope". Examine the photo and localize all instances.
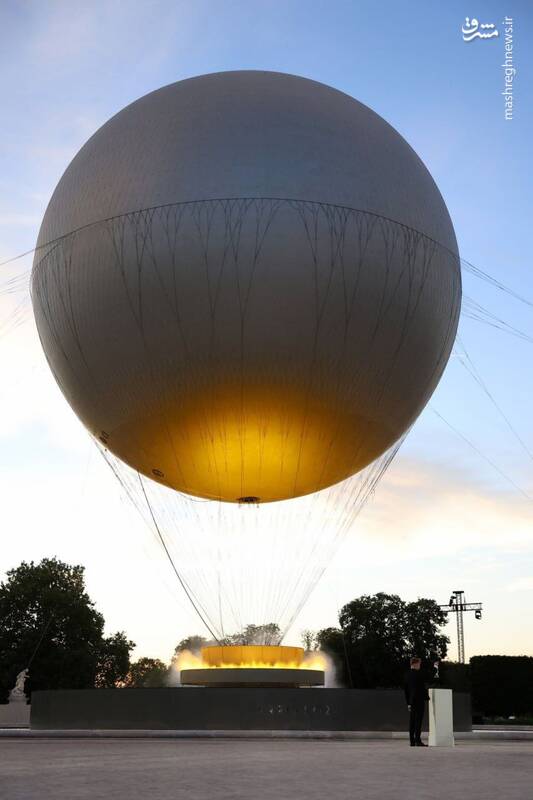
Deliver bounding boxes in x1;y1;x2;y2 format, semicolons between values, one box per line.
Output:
32;72;461;502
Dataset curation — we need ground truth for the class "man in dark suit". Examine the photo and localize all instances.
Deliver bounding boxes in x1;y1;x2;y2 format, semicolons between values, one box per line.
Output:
404;656;429;746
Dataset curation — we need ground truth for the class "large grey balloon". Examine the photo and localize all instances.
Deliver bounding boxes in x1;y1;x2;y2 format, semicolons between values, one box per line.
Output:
31;71;461;502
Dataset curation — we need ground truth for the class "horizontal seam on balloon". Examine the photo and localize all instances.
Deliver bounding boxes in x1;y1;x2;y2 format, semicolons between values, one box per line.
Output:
30;197;461;276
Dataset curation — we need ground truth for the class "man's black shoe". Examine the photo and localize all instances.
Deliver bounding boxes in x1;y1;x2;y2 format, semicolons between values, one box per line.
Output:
415;741;427;747
410;741;416;746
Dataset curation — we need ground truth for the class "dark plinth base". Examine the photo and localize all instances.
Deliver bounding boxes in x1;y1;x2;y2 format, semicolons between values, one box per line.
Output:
180;668;324;687
30;688;472;732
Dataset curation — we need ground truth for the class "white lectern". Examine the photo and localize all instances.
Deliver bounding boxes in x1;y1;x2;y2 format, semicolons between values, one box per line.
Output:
428;688;455;747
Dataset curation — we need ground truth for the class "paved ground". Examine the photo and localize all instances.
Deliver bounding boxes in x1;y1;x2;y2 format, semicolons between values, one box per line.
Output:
1;738;532;799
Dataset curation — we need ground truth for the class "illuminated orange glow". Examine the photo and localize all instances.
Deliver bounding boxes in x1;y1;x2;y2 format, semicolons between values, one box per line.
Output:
202;645;303;667
176;645;327;672
113;382;392;503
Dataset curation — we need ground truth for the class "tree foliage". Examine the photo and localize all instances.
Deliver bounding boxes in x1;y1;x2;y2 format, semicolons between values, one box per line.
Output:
318;593;448;688
125;657;169;688
0;558;134;700
173;623;282;659
96;632;136;688
174;635;208;655
222;623;281;646
301;629;318;651
438;661;471;693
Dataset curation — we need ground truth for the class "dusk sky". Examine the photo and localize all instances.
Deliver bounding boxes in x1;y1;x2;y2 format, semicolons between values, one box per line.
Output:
1;0;532;663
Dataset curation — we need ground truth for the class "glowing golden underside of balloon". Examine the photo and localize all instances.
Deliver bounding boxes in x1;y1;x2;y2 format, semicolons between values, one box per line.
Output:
108;382;394;503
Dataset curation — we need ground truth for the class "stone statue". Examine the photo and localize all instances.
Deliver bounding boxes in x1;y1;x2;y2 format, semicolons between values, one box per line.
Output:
9;668;29;703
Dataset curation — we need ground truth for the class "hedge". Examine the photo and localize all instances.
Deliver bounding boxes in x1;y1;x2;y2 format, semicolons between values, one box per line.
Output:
469;655;533;717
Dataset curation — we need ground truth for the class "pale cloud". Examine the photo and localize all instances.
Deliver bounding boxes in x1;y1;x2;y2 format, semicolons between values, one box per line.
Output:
354;456;533;559
0;275;89;454
28;5;105;63
291;456;533;658
507;577;533;593
0;214;42;228
23;1;195;80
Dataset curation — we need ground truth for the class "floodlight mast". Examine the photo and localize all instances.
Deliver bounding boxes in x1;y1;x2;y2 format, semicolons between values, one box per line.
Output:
439;590;483;663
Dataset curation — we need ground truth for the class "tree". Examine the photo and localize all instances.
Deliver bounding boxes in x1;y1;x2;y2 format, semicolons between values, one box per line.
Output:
439;661;471;693
125;657;170;687
318;593;448;688
174;635;208;656
301;629;318;651
96;632;135;688
173;623;282;659
223;623;281;645
316;627;346;672
0;558;135;700
403;598;448;663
